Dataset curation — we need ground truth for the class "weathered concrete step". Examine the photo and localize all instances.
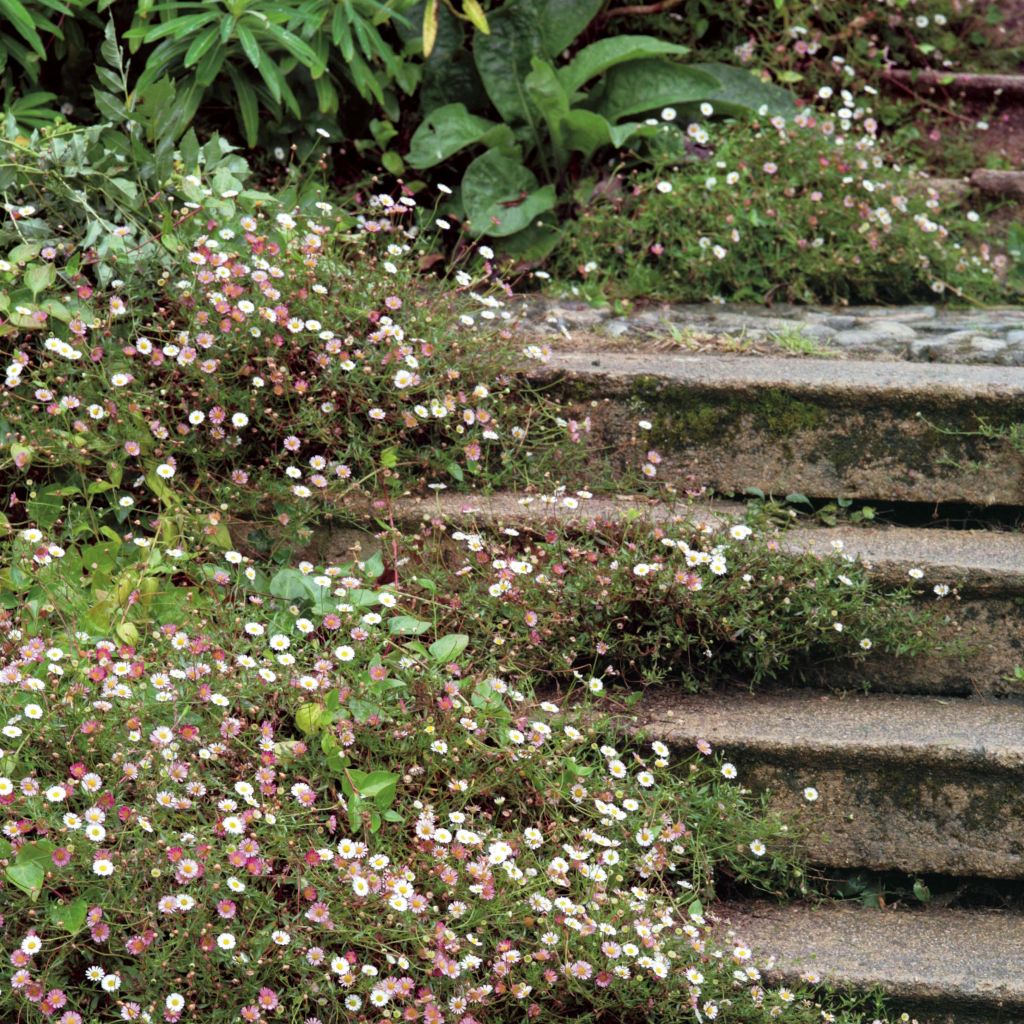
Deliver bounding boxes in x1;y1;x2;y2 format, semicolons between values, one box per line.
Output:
884;68;1024;99
323;492;1024;694
926;169;1024;201
718;901;1024;1024
533;351;1024;505
631;691;1024;878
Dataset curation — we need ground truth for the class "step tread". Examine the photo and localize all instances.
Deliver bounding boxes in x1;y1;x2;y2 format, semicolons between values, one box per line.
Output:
719;902;1024;1006
368;492;1024;590
542;349;1024;397
634;691;1024;768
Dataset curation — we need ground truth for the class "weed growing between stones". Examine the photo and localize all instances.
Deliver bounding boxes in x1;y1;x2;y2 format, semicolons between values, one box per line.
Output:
553;87;1014;306
0;178;938;1024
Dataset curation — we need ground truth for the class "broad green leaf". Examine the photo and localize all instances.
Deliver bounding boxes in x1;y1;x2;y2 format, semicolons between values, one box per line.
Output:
294;703;325;736
27;482;64;529
524;57;569;163
560;108;614;160
353;770;398;804
8;242;41;263
428;633;469;663
24;262;55;298
590;59;719;123
269;568;313;600
406;103;499;169
461;148;556;238
493;218;561;262
534;0;603;56
388;615;431;636
558;36;690;95
49;897;88;934
689;62;798;119
5;860;44;899
472;1;545;123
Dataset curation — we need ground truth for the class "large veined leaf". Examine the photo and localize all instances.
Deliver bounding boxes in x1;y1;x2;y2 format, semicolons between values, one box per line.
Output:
690;62;799;119
406;102;507;168
558;36;690;95
472;1;545;123
472;0;605;122
534;0;603;57
462;148;557;237
589;59;720;123
523;58;569;164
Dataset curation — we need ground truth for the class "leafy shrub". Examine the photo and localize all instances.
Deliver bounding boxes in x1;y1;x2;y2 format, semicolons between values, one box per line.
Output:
407;0;795;255
553;90;1013;304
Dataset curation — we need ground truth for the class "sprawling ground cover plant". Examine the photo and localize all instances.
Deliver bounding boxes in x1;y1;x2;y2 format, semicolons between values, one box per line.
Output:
0;524;895;1024
0;148;942;1023
0;166;587;568
553;85;1012;304
396;500;950;689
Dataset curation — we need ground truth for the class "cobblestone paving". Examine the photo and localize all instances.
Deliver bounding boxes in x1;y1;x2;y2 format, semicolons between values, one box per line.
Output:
515;297;1024;365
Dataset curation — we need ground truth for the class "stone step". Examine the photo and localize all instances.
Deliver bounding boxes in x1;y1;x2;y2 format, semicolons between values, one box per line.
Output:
883;68;1024;100
515;296;1024;364
531;351;1024;505
317;492;1024;694
717;901;1024;1024
629;690;1024;878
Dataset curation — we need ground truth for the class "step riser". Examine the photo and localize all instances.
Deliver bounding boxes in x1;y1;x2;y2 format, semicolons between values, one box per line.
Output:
721;903;1024;1024
718;755;1022;878
629;692;1024;879
543;368;1024;505
810;596;1023;696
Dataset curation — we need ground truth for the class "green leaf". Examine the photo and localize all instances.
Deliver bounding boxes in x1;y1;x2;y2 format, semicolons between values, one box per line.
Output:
689;63;798;119
689;898;704;920
226;66;261;146
27;482;65;529
353;770;398;805
558;36;690;95
183;24;219;68
235;21;263;69
472;1;545;123
5;860;44;900
422;0;439;57
49;897;88;934
388;615;431;636
461;147;556;238
379;446;399;469
1;0;47;57
590;59;719;123
8;242;41;263
406;102;499;169
428;633;468;663
269;568;314;600
24;262;55;298
524;57;569;163
462;0;489;34
534;0;602;56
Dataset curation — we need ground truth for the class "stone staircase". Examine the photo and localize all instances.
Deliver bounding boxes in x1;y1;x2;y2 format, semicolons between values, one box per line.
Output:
322;341;1024;1022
